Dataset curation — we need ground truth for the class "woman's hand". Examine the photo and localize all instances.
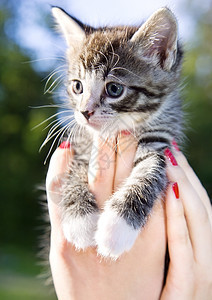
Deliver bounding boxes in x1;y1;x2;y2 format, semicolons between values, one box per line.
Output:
46;135;166;300
161;147;212;299
46;136;212;300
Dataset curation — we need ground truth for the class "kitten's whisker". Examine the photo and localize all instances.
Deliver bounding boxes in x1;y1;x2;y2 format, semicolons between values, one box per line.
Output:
44;74;65;94
57;121;74;147
46;116;75;138
44;71;61;93
90;48;109;69
43;127;67;164
41;126;64;152
105;36;114;67
43;119;74;164
23;56;66;65
109;51;120;70
41;125;64;149
107;74;126;86
41;117;75;150
42;65;67;82
111;67;141;80
68;123;77;144
41;118;63;133
71;123;80;144
30;104;70;109
32;110;73;130
44;115;75;131
130;118;138;140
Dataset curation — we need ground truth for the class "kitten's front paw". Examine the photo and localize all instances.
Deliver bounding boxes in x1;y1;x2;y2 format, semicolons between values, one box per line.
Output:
63;212;99;250
95;209;140;259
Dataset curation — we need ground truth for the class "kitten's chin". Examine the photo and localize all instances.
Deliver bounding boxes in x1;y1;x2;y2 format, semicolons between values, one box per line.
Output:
74;110;137;138
74;111;110;135
85;121;132;139
84;122;118;139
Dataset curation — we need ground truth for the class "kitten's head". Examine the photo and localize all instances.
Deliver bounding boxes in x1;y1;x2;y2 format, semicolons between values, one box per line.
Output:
52;7;183;137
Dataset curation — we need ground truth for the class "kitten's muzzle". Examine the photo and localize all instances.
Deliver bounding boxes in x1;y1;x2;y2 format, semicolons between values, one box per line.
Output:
81;110;94;121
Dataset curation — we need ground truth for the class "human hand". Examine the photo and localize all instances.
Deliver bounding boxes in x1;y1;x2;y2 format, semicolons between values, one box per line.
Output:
161;147;212;299
46;136;212;300
46;135;166;300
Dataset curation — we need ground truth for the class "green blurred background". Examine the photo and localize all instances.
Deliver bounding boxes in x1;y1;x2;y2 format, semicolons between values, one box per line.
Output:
0;0;211;299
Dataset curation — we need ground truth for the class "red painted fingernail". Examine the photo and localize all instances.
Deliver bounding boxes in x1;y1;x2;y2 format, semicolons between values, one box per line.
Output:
59;141;71;149
121;130;131;136
172;139;180;152
164;148;178;166
172;182;179;199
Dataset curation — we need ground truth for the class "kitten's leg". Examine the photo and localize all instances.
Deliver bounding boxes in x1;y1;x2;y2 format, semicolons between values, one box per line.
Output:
60;160;99;250
95;151;167;259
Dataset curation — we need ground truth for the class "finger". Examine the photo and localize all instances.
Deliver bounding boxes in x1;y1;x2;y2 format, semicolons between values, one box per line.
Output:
46;142;73;231
114;131;137;191
163;184;194;298
166;156;212;264
88;136;116;208
166;183;193;265
174;149;212;222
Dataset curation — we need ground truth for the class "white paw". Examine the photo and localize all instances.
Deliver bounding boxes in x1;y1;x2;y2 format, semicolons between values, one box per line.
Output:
63;212;99;250
95;209;140;259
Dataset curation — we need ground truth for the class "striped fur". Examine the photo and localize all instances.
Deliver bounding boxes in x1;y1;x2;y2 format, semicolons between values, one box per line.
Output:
52;7;184;258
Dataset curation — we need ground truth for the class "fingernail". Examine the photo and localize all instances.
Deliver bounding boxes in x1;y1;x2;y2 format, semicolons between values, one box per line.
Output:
121;130;131;136
172;182;179;199
164;148;178;166
59;141;71;149
172;139;180;152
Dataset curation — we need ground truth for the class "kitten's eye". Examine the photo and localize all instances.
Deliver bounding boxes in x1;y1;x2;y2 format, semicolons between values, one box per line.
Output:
106;82;124;98
72;80;83;94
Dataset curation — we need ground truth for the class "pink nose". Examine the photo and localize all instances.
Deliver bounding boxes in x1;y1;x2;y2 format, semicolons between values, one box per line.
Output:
80;110;94;120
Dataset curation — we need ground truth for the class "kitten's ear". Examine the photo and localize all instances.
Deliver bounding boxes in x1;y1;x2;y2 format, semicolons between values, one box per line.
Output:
131;8;178;71
52;7;86;46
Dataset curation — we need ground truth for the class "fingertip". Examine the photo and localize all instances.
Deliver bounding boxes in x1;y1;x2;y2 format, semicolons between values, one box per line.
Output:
172;139;180;152
172;182;180;199
117;130;137;145
54;141;74;163
59;140;71;149
165;183;193;271
165;182;183;219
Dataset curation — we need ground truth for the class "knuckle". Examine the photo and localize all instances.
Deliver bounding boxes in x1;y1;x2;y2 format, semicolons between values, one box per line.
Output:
176;230;190;245
176;151;191;170
46;174;64;193
172;166;187;184
168;221;190;245
176;167;187;182
166;152;191;185
198;204;210;224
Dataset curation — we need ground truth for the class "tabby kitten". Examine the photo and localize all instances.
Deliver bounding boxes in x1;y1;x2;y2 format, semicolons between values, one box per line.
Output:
51;7;183;259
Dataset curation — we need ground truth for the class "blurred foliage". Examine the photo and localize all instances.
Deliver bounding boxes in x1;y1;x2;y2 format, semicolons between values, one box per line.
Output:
182;6;212;197
0;4;56;300
0;7;51;249
0;1;211;299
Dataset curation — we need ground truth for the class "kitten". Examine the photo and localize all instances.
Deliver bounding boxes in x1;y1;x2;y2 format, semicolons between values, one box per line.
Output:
51;7;183;259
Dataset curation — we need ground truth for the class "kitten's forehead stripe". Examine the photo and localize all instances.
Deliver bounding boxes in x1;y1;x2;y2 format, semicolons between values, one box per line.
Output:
80;27;138;71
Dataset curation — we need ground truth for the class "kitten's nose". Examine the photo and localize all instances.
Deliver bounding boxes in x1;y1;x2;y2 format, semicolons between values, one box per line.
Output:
81;110;94;120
